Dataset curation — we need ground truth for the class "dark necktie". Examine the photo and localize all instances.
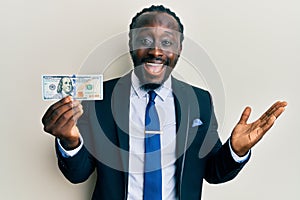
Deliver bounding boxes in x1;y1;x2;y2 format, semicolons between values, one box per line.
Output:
143;90;162;200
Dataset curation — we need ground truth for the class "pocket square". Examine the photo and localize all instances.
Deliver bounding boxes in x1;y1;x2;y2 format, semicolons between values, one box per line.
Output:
192;118;203;127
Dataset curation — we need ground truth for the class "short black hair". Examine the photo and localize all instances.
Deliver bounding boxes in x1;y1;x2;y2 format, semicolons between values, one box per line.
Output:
130;5;184;34
129;5;184;42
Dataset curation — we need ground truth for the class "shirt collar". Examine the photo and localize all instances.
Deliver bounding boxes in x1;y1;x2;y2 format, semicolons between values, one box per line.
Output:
131;71;172;101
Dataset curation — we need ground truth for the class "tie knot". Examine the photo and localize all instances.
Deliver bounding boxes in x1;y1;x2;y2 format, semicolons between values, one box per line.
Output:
148;90;157;102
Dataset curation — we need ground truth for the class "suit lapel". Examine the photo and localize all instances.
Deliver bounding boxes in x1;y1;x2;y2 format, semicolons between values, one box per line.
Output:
172;78;189;160
172;78;190;197
172;77;201;199
111;73;131;185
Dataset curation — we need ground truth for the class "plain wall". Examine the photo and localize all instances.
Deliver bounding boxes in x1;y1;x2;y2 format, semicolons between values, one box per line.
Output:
1;0;299;199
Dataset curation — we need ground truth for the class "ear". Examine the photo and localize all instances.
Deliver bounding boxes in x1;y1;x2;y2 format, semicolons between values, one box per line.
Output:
176;44;182;58
178;45;182;56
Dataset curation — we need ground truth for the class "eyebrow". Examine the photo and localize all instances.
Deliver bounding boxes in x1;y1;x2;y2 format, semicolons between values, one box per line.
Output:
163;30;175;36
136;28;177;36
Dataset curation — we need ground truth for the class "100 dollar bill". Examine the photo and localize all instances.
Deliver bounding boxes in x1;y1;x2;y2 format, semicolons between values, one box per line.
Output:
42;75;103;100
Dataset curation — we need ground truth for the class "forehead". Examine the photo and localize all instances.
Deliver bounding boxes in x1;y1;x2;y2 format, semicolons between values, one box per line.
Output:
62;77;71;82
134;12;179;31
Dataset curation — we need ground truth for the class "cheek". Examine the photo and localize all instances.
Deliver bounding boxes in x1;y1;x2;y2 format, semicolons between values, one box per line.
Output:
135;49;147;59
168;53;179;66
131;50;145;66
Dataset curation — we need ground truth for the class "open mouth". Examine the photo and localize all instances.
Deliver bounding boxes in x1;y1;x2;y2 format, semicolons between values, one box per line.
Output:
144;62;165;75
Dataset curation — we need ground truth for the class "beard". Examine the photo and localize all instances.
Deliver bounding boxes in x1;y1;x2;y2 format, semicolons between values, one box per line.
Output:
133;64;172;91
131;53;174;91
140;83;162;91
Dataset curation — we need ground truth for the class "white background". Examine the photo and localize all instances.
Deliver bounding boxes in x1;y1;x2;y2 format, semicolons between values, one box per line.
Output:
1;0;299;199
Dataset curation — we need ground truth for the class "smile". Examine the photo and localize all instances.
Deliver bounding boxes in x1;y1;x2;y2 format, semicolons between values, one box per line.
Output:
144;62;165;74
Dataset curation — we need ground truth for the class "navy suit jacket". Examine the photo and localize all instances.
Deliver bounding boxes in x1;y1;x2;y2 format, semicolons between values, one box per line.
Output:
56;72;249;200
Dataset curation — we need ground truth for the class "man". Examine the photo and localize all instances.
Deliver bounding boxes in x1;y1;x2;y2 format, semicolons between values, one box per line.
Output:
54;76;74;98
42;5;287;200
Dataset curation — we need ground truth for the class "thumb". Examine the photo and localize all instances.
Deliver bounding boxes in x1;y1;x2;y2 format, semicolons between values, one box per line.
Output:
238;107;251;125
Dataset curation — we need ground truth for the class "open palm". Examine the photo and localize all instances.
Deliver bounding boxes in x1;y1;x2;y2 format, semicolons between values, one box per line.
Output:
231;101;287;156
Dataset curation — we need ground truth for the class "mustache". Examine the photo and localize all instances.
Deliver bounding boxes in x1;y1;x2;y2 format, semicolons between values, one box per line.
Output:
141;57;170;66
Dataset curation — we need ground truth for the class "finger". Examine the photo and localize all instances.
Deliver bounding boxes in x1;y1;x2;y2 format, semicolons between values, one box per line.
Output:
45;104;83;138
61;106;84;132
257;103;286;130
269;106;286;121
249;101;283;130
259;104;286;133
256;115;276;137
73;103;83;122
251;115;276;143
43;100;81;127
66;103;83;124
238;106;251;125
260;101;287;122
259;101;279;122
54;102;82;129
43;101;81;134
271;101;287;119
42;96;73;124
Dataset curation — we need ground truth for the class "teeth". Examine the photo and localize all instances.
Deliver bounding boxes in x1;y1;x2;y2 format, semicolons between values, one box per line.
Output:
145;62;164;73
146;62;164;67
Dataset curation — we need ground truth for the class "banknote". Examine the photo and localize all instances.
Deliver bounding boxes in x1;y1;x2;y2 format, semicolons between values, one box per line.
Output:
42;75;103;100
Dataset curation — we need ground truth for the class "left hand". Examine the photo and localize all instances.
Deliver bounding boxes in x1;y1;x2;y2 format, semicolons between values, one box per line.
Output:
231;101;287;156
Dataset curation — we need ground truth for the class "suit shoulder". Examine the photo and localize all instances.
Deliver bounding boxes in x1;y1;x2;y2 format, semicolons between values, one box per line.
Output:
173;78;211;98
191;85;210;96
103;77;120;89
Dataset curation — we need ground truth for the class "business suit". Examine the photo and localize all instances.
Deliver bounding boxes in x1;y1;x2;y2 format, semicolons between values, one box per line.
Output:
56;72;249;200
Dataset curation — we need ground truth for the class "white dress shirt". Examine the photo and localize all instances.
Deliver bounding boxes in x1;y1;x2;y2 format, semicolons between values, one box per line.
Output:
57;72;250;200
127;72;177;200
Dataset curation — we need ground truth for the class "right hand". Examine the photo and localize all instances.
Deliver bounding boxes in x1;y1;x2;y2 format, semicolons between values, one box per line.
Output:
42;96;84;150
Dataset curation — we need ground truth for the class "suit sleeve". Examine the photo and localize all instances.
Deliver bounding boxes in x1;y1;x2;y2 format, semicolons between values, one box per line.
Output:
204;139;250;184
203;94;250;184
55;101;96;184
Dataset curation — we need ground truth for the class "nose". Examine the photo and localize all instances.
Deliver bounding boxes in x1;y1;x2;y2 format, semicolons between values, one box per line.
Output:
148;45;163;57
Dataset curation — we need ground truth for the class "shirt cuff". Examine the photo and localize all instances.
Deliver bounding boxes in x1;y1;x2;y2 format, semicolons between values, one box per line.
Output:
57;135;83;158
228;140;250;163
